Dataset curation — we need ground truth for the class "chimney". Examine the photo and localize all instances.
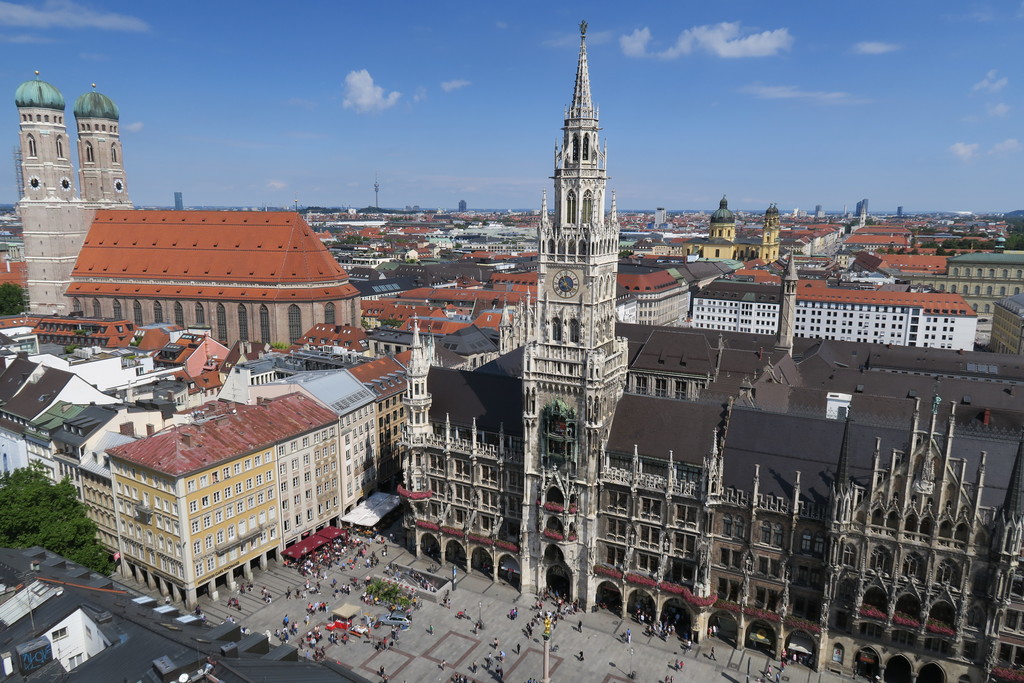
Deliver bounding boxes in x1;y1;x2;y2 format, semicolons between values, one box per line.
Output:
181;433;193;448
983;408;991;426
119;422;135;437
146;423;156;436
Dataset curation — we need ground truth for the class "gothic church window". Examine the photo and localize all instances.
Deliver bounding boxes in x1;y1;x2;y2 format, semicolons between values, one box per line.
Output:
85;142;94;163
569;319;580;343
842;544;856;566
194;302;205;326
174;302;184;327
71;298;81;312
153;301;164;322
238;304;249;341
111;144;118;163
26;135;36;157
259;305;270;342
288;304;302;342
572;134;579;162
56;137;64;159
582;190;593;224
870;546;891;573
92;299;100;318
324;302;336;325
565;191;577;224
552;317;563;342
582;135;589;160
133;300;142;325
216;304;227;342
112;299;122;319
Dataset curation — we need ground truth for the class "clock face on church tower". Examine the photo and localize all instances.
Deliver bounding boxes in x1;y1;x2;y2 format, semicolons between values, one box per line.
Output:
553;270;580;298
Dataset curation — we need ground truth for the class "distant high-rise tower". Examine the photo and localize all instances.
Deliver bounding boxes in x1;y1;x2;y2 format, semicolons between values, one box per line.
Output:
458;199;467;212
654;207;666;225
858;198;869;217
174;191;183;211
374;174;380;209
897;205;903;218
814;204;823;219
855;200;864;217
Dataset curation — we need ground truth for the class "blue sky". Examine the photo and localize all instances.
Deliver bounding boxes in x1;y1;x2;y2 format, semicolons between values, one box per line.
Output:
1;1;1022;213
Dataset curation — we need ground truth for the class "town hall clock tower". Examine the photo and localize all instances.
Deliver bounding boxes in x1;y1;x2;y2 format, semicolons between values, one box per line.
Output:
520;21;628;602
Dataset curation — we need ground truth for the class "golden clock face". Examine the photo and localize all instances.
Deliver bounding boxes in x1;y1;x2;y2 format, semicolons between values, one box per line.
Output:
553;270;580;297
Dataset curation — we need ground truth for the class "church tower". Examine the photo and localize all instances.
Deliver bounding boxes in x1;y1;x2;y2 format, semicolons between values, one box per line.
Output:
74;85;131;204
761;203;781;262
520;21;629;602
16;73;83;314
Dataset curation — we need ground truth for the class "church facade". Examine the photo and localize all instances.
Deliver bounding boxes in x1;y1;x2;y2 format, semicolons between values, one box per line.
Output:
399;23;1024;683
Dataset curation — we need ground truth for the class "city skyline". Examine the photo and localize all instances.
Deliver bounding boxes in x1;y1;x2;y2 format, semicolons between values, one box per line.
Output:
0;1;1021;212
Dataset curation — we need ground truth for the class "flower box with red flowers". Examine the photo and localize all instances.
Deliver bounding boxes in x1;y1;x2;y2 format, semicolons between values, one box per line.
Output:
992;667;1024;682
714;599;741;613
441;526;466;538
658;581;685;595
743;607;781;623
397;485;433;500
542;529;564;541
594;565;623;580
568;504;578;513
495;540;519;552
415;520;439;531
925;619;955;636
858;605;885;620
784;616;821;634
681;588;717;608
468;534;494;546
625;573;657;588
543;502;564;513
893;612;920;629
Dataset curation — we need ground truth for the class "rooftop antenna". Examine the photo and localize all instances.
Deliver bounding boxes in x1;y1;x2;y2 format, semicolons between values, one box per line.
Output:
374;173;380;210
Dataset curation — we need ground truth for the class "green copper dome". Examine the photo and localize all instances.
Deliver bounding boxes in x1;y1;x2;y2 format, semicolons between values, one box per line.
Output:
765;203;779;216
710;196;734;223
14;74;65;111
74;89;119;120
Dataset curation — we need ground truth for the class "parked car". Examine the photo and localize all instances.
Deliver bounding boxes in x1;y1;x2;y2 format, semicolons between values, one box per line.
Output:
377;612;411;628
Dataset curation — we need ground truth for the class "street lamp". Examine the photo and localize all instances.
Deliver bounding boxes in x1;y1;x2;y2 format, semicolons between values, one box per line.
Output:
478;600;482;625
629;646;635;680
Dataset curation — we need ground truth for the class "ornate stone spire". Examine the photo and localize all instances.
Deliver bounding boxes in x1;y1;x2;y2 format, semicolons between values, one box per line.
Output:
1004;431;1024;518
569;20;594;120
835;413;854;490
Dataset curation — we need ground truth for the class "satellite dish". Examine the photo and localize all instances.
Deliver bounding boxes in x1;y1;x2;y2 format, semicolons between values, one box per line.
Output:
178;674;189;683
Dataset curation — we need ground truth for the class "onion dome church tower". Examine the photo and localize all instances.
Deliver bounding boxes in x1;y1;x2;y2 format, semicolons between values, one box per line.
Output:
15;74;132;313
520;21;629;600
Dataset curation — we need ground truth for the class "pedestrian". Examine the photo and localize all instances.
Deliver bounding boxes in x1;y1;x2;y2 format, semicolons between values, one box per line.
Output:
710;647;716;661
626;628;631;644
515;643;520;654
440;659;446;670
579;650;584;661
578;619;582;632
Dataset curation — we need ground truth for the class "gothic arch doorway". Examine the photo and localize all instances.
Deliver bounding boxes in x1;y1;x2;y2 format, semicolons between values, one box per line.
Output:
497;554;520;589
596;581;622;614
626;589;655;623
745;620;777;657
855;647;880;678
444;540;466;569
546;564;572;600
884;654;912;683
784;631;816;667
471;547;492;577
918;663;946;683
659;598;692;639
708;612;738;648
419;534;440;561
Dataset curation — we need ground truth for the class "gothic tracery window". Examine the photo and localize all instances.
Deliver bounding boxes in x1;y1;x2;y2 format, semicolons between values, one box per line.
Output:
565;191;577;224
194;302;206;326
581;190;593;224
27;134;36;157
324;302;336;325
85;142;94;163
582;134;590;160
238;304;249;341
287;304;302;342
259;304;270;342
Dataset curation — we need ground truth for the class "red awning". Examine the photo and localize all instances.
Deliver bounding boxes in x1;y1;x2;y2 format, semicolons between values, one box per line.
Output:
282;534;330;559
317;526;348;540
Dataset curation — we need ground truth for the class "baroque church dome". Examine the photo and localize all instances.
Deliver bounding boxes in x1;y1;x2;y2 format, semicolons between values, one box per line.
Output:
15;74;65;110
710;195;734;224
74;88;119;120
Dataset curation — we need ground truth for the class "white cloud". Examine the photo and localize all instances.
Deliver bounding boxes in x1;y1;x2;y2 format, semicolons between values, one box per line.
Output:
0;0;147;31
122;121;143;133
853;41;901;55
342;70;400;114
440;79;470;93
989;138;1020;155
740;83;868;105
412;86;427;104
266;180;287;190
988;102;1010;117
950;142;980;161
620;22;792;59
0;33;51;42
972;69;1007;93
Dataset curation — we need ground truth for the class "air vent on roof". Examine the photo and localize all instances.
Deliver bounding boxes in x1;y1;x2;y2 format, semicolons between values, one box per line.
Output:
962;395;972;405
907;390;917;398
855;384;864;393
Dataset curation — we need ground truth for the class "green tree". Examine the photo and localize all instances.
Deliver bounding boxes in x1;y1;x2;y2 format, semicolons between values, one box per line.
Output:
0;283;25;315
0;463;112;573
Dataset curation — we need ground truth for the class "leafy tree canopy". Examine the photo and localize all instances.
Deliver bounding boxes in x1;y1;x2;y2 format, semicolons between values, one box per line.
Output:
0;463;112;574
0;283;25;316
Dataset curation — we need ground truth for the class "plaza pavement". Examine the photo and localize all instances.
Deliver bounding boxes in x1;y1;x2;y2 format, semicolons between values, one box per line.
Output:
119;531;853;683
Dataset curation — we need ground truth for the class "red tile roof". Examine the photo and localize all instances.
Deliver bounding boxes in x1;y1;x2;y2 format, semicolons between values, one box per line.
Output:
618;270;680;292
797;281;975;316
107;393;336;477
70;210;358;301
348;356;407;400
